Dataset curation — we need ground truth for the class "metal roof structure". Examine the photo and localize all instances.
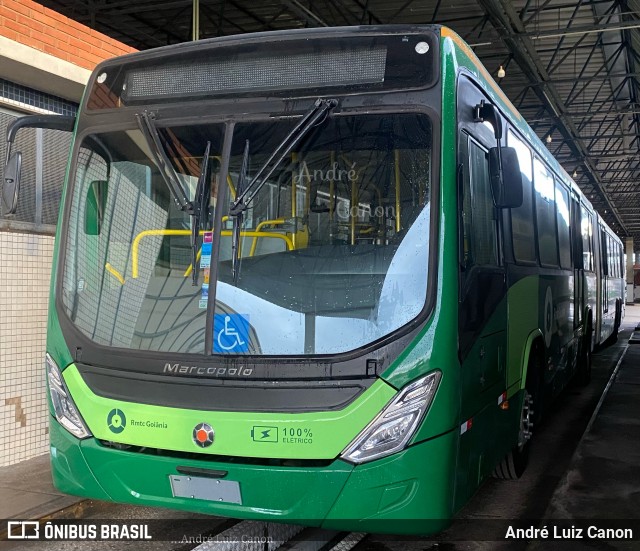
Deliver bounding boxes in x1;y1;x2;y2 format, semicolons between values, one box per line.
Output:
36;0;640;246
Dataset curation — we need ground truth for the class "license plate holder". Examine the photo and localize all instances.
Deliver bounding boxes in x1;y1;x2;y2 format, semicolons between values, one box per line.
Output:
169;475;242;504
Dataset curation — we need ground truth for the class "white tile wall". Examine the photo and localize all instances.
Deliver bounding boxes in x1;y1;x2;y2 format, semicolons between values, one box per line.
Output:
0;231;54;466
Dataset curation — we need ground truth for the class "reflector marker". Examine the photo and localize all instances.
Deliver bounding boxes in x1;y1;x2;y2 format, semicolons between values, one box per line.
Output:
498;391;507;405
460;418;473;434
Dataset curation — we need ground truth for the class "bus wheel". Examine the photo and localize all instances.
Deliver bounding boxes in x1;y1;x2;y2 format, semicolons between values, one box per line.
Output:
607;300;622;344
493;354;539;480
576;322;592;386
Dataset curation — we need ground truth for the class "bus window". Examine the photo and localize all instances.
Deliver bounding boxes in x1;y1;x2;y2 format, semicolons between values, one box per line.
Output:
508;130;536;263
609;235;615;277
600;229;608;276
466;137;498;266
555;182;571;269
533;159;558;267
581;206;593;271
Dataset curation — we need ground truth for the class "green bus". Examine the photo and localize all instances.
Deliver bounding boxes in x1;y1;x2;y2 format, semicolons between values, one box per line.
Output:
2;25;624;535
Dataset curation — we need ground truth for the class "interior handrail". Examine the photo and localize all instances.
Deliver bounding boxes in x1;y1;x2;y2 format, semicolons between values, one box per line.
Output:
130;228;293;279
249;218;287;256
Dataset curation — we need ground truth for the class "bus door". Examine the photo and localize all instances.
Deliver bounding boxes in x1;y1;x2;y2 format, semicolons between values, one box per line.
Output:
456;77;509;491
571;192;583;332
457;77;507;416
600;227;609;326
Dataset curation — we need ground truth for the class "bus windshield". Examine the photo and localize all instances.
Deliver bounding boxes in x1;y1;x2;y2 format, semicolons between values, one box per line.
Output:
61;113;432;356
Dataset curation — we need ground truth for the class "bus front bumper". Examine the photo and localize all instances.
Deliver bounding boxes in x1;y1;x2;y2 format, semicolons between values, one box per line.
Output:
50;420;456;535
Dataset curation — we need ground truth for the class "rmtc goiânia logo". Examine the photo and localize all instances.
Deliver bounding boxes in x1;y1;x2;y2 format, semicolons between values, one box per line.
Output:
107;409;126;434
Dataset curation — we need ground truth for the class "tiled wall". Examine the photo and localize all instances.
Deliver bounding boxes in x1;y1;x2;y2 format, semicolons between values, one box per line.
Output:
0;78;78;116
0;90;74;466
0;231;54;466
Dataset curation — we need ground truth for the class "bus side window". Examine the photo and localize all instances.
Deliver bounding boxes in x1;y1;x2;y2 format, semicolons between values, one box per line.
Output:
464;137;498;267
555;182;571;269
533;158;558;267
581;206;593;271
507;130;535;263
601;229;608;276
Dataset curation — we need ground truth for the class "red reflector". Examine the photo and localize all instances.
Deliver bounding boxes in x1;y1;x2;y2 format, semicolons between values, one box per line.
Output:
197;429;208;442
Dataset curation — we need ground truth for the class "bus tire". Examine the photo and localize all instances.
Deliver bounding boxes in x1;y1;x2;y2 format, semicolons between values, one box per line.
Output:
608;300;622;343
493;350;540;480
576;319;593;386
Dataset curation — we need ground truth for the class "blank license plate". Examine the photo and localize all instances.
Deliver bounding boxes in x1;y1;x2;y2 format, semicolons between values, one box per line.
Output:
169;475;242;504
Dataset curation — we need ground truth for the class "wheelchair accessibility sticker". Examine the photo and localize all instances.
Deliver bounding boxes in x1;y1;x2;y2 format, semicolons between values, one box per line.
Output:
214;314;250;353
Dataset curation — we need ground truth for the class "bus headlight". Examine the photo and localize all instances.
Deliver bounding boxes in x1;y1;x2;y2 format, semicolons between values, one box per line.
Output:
341;371;441;464
46;354;91;439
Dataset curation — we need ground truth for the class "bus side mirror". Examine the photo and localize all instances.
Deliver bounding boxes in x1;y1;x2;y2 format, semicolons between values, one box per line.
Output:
474;100;502;141
2;114;75;215
2;152;22;215
489;146;523;209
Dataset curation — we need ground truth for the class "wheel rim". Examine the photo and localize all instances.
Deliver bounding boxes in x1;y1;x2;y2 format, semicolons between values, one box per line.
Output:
517;391;534;450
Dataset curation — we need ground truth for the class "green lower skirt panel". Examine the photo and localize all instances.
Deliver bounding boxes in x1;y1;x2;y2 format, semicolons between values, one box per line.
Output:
50;420;457;535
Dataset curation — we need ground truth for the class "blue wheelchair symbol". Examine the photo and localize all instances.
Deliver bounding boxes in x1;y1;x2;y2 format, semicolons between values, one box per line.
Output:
214;314;250;353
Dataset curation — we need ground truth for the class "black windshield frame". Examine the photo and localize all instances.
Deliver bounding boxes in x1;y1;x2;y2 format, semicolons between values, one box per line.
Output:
55;100;440;378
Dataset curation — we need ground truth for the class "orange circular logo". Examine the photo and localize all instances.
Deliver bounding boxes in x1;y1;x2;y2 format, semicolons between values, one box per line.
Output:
193;423;214;448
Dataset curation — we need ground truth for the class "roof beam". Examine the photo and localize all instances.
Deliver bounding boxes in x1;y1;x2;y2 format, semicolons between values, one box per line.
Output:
528;18;640;39
281;0;328;26
476;0;629;235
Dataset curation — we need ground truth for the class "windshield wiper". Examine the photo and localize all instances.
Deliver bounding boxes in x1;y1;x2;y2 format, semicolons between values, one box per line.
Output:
229;99;337;217
136;110;191;212
229;98;338;282
136;111;214;285
191;141;212;285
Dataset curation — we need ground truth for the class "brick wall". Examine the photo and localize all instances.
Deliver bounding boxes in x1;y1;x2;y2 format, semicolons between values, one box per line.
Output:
0;0;137;70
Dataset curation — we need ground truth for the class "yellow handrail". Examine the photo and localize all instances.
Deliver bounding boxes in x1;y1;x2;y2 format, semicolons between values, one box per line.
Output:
130;228;294;279
105;262;125;285
226;174;236;200
254;218;287;232
132;229;193;278
182;230;293;277
249;218;287;256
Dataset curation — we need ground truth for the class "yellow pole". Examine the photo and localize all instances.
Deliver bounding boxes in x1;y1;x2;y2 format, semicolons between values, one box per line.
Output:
192;0;199;41
394;149;401;233
329;151;335;223
350;177;357;245
305;165;311;215
291;152;297;248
